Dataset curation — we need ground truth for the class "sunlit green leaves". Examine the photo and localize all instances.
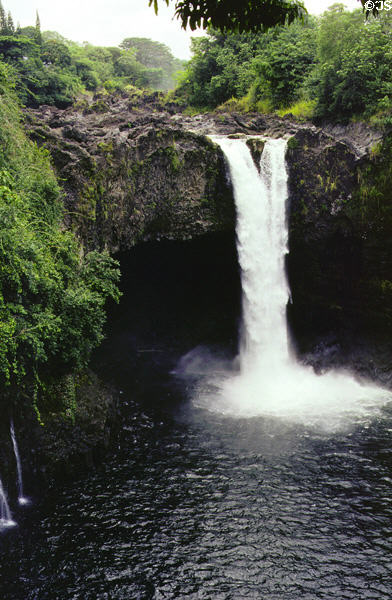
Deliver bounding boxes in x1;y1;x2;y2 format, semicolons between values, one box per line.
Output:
313;8;392;121
150;0;307;32
177;20;317;109
0;64;120;404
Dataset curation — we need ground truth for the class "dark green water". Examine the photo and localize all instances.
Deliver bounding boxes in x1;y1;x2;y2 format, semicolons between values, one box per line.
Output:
1;236;391;599
1;377;392;599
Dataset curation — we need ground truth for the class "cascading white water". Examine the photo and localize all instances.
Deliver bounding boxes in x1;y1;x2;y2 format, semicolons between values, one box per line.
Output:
220;138;290;372
10;420;29;506
184;136;390;430
0;477;16;530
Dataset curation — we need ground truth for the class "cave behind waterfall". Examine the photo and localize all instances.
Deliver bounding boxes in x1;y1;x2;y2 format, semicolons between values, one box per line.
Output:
92;231;242;396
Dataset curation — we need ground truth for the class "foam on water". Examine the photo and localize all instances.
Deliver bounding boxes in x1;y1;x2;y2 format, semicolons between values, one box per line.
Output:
183;137;390;431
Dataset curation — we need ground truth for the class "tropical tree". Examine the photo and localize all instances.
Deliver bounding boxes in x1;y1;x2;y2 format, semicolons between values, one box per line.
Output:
149;0;307;31
149;0;391;30
120;37;183;89
177;21;317;109
249;18;317;108
312;7;392;121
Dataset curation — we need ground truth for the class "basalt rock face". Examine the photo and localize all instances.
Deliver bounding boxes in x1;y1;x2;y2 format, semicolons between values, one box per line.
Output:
285;128;392;384
28;92;382;255
25;92;390;382
286;128;360;334
26;93;236;252
23;92;334;252
0;371;118;496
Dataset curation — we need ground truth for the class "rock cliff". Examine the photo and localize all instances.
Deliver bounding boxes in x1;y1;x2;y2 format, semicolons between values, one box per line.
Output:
27;92;235;252
286;128;392;384
26;91;391;380
1;90;388;506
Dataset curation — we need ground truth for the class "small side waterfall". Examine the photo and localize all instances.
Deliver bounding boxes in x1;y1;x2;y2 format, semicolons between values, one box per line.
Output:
0;477;16;530
184;136;390;430
10;420;29;506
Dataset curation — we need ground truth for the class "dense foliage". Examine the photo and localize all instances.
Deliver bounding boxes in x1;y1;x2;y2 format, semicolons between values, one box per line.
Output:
312;6;392;123
0;62;120;414
149;0;380;32
177;5;392;124
0;2;184;107
150;0;307;32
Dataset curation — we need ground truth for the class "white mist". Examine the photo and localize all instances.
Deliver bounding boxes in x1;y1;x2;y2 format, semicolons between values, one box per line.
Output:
185;137;390;430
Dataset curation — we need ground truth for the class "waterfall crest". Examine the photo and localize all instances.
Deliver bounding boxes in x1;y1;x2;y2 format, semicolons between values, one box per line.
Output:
183;136;390;430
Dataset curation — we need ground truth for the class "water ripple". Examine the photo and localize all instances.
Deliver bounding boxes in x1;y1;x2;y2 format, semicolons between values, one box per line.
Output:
1;400;391;599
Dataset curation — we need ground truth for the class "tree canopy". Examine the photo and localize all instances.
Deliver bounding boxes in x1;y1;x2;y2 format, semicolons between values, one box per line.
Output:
149;0;307;32
176;5;392;125
149;0;387;31
0;1;185;107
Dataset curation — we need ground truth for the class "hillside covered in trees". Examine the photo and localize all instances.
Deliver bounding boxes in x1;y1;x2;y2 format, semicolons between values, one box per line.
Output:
176;4;392;126
1;2;391;127
0;60;121;422
0;1;185;107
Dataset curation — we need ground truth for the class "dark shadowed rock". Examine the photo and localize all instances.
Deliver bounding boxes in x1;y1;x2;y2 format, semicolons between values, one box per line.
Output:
26;94;236;252
285;127;392;378
246;138;266;171
24;90;391;385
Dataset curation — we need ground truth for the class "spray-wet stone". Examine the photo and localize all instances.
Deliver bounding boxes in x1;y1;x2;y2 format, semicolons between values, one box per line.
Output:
184;137;391;431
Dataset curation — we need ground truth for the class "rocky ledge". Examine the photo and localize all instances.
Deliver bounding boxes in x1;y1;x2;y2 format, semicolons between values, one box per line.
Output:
285;127;392;382
0;370;118;495
26;92;235;252
26;91;382;253
25;90;391;380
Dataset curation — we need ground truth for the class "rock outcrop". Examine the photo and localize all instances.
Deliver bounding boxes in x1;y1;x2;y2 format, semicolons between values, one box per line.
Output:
27;91;382;252
5;90;387;501
0;370;118;495
25;90;391;381
285;128;392;384
26;93;236;252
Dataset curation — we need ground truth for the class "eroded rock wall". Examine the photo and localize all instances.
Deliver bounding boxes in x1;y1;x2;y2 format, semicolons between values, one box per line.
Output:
26;93;391;380
27;95;235;252
286;129;392;383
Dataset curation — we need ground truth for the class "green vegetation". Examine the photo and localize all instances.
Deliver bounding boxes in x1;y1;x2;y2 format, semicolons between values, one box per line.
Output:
0;62;120;417
150;0;307;32
0;1;185;107
120;37;184;91
312;5;392;123
176;5;392;125
175;17;318;112
277;100;316;120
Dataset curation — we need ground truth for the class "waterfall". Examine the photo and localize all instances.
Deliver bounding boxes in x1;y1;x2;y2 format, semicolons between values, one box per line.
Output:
218;138;290;372
10;420;29;506
185;136;390;429
0;477;16;530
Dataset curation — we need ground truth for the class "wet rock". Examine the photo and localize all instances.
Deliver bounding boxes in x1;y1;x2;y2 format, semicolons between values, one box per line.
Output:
26;94;235;253
286;127;392;377
246;138;265;171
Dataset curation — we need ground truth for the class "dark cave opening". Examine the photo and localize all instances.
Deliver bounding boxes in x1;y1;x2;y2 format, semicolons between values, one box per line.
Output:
92;231;242;395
